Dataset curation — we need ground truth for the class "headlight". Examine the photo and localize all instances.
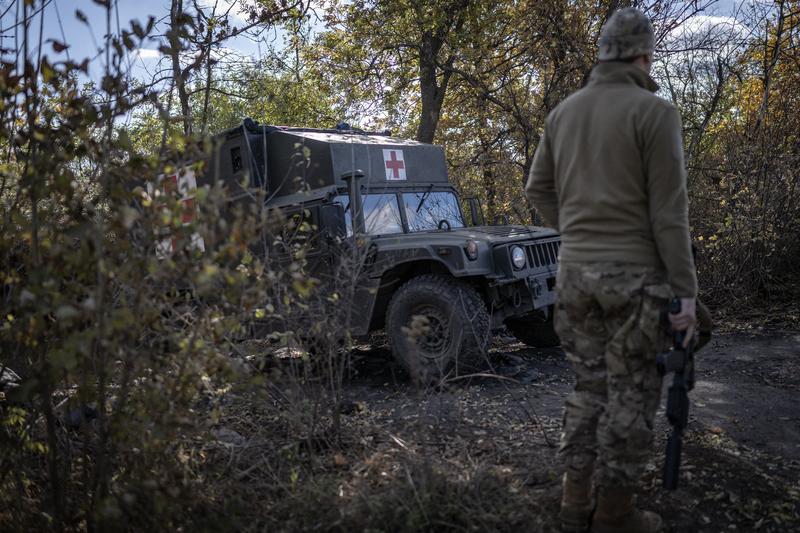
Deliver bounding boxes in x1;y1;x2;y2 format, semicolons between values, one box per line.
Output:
464;240;479;260
510;245;526;270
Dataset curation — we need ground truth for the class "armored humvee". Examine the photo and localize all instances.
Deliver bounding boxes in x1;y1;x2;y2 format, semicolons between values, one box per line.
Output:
201;118;561;383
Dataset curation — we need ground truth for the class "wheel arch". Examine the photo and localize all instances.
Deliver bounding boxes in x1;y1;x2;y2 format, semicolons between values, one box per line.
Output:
368;259;487;331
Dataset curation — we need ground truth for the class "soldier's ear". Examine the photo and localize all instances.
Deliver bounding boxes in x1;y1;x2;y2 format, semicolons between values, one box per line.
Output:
632;53;653;73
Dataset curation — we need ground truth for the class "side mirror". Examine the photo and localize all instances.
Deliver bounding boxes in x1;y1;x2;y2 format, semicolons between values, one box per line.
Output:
466;197;485;226
319;203;347;239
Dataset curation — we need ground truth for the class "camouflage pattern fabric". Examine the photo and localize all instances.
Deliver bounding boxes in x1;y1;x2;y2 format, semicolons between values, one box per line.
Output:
554;261;671;488
597;7;655;61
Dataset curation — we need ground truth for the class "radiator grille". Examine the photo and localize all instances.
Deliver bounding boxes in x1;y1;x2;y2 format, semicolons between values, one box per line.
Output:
525;240;560;268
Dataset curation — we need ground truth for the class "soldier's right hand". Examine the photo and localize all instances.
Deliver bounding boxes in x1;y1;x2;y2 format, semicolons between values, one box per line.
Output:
669;297;697;348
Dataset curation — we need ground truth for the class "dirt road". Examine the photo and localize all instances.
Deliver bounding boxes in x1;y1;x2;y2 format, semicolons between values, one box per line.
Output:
336;331;800;532
691;333;800;459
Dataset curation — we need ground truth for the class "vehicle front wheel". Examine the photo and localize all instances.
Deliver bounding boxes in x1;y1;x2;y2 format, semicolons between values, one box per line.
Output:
505;309;560;348
385;274;490;385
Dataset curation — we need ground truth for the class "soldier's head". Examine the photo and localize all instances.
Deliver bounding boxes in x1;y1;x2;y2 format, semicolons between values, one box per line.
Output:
597;8;655;73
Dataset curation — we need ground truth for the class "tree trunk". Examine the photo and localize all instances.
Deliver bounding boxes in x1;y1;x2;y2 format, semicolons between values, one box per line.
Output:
414;1;468;143
169;0;192;136
416;33;449;143
200;40;213;134
755;0;786;131
522;128;540;225
482;164;496;222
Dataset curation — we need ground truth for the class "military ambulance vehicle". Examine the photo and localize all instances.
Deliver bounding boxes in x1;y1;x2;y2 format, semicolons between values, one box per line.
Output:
200;118;561;383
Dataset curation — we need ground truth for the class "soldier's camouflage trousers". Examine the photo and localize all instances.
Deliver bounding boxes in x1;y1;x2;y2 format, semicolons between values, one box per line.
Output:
554;261;671;488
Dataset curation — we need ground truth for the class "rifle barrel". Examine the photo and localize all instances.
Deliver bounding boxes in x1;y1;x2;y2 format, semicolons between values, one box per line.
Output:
663;431;683;490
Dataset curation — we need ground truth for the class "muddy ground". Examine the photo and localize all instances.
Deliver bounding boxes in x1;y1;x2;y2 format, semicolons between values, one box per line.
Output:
337;331;800;532
219;330;800;532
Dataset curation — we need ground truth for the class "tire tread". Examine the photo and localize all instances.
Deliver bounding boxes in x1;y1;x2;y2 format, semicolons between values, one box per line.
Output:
386;274;490;384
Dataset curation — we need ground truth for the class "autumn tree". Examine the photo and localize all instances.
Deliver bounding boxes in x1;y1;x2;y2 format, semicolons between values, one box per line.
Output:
310;0;474;142
0;1;338;529
160;0;310;136
682;0;800;301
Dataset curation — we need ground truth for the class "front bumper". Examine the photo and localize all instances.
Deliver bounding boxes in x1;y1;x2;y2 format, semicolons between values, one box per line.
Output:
489;238;560;327
524;271;557;308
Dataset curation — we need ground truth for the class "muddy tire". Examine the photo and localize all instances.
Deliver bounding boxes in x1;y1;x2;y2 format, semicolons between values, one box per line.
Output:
505;310;560;348
386;274;490;385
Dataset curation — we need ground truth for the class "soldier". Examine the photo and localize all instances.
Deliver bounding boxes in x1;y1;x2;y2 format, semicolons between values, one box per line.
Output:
525;8;697;533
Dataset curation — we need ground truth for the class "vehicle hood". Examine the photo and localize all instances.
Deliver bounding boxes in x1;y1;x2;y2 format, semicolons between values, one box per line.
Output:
369;224;558;248
366;224;560;279
451;225;558;243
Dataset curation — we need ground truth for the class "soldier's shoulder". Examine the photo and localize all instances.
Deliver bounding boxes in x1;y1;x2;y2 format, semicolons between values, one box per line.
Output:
641;91;679;114
545;89;588;123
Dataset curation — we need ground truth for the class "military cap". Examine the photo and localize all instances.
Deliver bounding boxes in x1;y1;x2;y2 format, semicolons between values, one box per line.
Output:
597;7;655;61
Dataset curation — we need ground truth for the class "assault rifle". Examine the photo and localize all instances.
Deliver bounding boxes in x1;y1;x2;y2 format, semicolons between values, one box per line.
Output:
656;298;695;490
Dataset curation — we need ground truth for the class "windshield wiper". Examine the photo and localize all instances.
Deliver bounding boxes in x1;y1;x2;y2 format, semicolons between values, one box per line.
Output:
415;184;435;213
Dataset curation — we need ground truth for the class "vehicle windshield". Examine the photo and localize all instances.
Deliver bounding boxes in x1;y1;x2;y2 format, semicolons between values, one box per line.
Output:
401;191;464;231
334;193;404;236
333;190;464;236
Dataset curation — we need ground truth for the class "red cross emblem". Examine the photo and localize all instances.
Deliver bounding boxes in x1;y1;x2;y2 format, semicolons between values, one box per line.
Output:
161;175;196;224
383;149;406;180
148;169;205;256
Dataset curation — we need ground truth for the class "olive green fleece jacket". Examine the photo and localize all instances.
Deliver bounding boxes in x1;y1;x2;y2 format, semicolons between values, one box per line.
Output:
526;62;698;298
